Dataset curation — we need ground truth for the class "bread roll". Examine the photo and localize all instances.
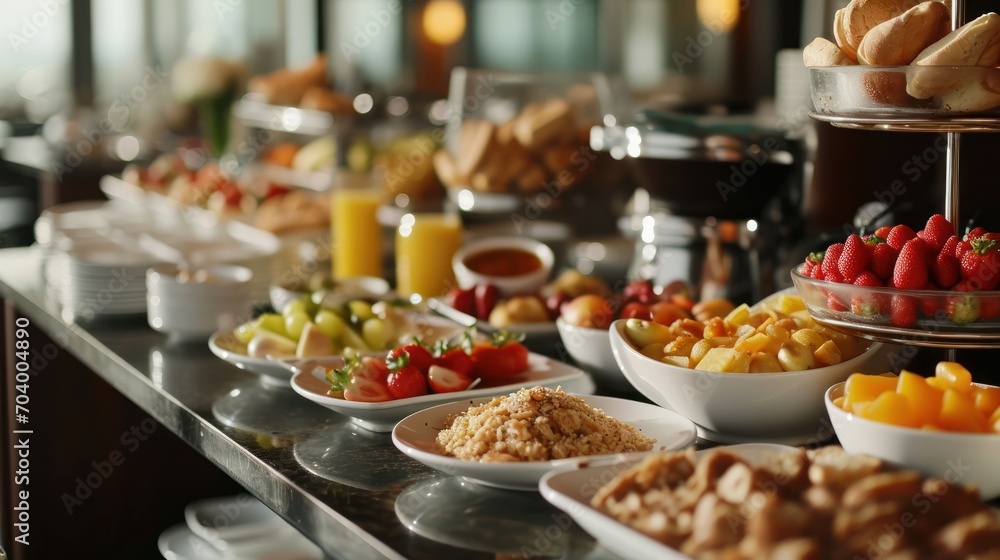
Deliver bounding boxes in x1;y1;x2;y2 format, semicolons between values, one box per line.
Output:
834;8;859;62
908;13;1000;110
843;0;922;53
803;37;855;67
247;55;327;106
857;1;950;65
454;120;498;180
513;99;574;149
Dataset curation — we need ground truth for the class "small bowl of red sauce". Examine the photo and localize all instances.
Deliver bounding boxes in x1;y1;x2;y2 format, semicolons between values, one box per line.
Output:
452;237;554;296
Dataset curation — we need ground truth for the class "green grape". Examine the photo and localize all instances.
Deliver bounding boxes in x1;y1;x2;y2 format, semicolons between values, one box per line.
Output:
253;313;289;338
341;324;371;352
348;300;375;323
361;318;387;350
314;309;348;340
234;323;256;344
282;298;308;317
284;311;310;341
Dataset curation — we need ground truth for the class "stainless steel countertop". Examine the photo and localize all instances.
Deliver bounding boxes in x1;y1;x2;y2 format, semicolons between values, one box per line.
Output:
0;247;620;560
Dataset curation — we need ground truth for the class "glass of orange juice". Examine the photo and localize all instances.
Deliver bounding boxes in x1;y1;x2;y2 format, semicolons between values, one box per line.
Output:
395;212;463;299
332;176;384;280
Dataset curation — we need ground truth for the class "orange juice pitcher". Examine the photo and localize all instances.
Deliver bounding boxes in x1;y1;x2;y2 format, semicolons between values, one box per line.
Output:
396;213;463;298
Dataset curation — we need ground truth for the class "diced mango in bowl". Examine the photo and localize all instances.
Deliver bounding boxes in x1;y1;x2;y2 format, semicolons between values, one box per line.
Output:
622;293;867;374
839;362;1000;434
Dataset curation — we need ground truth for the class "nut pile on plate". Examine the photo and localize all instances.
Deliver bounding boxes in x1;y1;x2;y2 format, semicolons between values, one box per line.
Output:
804;0;1000;111
592;445;1000;559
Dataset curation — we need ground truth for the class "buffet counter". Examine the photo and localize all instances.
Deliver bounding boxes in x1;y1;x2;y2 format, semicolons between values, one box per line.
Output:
0;246;618;560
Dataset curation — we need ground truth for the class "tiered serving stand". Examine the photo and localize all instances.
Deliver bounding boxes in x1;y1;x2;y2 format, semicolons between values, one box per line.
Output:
797;0;1000;354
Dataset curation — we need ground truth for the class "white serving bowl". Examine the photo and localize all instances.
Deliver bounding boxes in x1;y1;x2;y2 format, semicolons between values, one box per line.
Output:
147;264;254;340
452;237;554;297
608;319;886;439
826;382;1000;500
555;318;631;392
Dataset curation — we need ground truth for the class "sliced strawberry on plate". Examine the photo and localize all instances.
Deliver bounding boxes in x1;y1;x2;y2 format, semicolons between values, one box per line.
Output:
890;294;918;328
839;234;871;283
427;365;474;393
327;356;393;402
893;238;930;290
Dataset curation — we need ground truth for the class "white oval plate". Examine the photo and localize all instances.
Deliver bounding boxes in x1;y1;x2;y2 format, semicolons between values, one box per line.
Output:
391;394;697;491
539;443;796;560
291;353;595;432
208;311;468;385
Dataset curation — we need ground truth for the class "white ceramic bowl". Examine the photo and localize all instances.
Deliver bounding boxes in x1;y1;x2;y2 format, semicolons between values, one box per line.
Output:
452;237;554;297
608;319;887;439
147;264;254;340
826;382;1000;500
555;318;631;392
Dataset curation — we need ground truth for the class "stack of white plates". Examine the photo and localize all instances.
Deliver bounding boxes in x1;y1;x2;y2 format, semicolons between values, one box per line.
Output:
157;495;322;560
36;201;281;319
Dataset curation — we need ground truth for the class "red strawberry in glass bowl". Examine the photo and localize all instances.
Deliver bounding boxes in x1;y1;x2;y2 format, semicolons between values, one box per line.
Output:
932;235;961;289
916;214;953;253
822;243;845;283
893;238;930;290
850;271;885;318
871;242;898;282
959;238;1000;291
890;294;918;328
839;234;871;283
887;225;917;252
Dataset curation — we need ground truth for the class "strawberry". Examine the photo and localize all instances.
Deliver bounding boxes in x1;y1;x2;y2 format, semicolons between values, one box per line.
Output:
827;291;847;312
427;365;473;393
850;271;885;317
839;234;871;282
801;252;823;277
468;331;530;379
327;357;392;402
959;238;1000;290
433;344;475;377
947;280;981;325
887;225;917;252
871;243;899;282
919;282;941;319
386;362;428;399
475;283;500;320
981;295;1000;320
917;214;953;252
932;235;961;289
966;226;987;240
822;243;845;283
874;225;892;239
446;287;476;317
893;238;930;290
890;294;918;328
811;264;824;280
388;342;434;375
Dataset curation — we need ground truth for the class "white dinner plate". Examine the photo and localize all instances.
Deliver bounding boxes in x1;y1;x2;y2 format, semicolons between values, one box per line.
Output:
208;312;468;385
391;394;697;491
538;443;797;560
208;330;300;384
292;353;595;432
